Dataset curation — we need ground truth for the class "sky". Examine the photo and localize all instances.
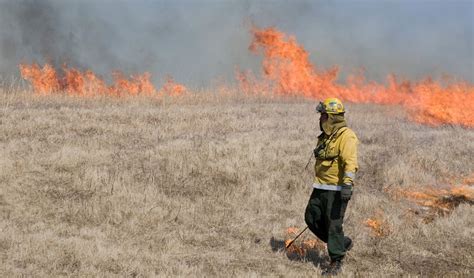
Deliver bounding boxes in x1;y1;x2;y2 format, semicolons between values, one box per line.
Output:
0;0;472;86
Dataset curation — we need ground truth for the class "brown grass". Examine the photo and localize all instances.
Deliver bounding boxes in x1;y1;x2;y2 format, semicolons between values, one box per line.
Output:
0;89;473;277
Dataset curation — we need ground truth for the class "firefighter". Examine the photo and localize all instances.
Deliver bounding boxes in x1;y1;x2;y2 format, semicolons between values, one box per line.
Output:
304;97;358;276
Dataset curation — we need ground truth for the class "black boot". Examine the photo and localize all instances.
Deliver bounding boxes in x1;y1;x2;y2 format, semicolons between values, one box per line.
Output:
321;260;343;276
344;236;353;251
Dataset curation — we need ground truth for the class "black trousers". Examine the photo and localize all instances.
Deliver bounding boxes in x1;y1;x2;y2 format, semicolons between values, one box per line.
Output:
304;188;349;261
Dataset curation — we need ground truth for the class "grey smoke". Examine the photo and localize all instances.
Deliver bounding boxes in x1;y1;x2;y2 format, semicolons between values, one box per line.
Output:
0;0;472;87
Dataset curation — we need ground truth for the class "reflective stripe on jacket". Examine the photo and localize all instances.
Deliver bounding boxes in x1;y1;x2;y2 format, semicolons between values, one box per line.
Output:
314;127;358;188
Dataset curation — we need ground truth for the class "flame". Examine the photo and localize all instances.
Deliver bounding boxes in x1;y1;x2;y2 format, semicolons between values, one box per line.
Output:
286;227;299;235
390;175;474;222
284;227;325;257
111;71;156;96
462;173;474;185
19;63;60;94
63;68;108;96
364;211;391;237
19;63;186;97
284;239;292;248
160;76;187;96
402;185;474;213
239;26;474;127
285;238;326;257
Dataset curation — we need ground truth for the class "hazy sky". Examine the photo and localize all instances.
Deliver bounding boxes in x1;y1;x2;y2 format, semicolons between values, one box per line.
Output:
0;0;472;86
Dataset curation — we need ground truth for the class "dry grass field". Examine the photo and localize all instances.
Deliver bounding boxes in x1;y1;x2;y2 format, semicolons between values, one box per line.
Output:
0;89;473;277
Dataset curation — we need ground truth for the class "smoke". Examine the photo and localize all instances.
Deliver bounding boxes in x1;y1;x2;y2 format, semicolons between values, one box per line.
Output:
0;0;472;86
0;0;117;78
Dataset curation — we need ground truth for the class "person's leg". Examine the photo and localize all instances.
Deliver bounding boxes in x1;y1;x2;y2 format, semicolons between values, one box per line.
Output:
325;191;348;262
304;189;329;242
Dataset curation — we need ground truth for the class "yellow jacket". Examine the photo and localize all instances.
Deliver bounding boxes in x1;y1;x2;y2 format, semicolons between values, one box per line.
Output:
313;127;358;190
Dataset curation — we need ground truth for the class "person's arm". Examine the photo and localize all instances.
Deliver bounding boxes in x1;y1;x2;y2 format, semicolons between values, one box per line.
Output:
339;130;358;201
339;131;358;185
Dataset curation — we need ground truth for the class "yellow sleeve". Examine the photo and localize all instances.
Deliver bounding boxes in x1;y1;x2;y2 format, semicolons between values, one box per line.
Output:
339;130;358;185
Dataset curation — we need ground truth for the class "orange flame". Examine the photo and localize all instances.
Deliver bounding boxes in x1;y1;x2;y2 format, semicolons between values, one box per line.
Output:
389;175;474;222
364;212;391;237
62;68;108;96
19;63;186;97
160;76;187;96
19;63;60;94
110;71;156;96
286;227;299;235
239;26;474;127
462;173;474;186
401;185;473;212
284;227;325;257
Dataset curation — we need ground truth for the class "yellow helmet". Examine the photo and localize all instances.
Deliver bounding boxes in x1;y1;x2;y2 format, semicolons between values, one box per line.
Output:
316;97;345;114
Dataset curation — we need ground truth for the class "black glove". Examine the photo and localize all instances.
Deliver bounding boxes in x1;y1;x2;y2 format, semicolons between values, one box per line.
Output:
341;184;352;201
